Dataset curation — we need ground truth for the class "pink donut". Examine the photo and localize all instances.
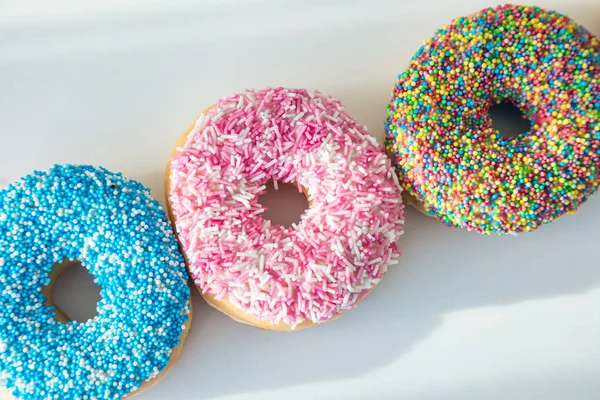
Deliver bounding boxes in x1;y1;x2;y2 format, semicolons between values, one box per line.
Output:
167;88;404;330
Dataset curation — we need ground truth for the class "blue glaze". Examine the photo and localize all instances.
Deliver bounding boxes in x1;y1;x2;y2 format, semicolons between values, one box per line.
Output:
0;165;190;399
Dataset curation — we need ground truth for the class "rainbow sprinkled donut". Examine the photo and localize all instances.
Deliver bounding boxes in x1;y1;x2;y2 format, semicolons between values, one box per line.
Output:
0;165;191;399
167;87;404;330
386;4;600;234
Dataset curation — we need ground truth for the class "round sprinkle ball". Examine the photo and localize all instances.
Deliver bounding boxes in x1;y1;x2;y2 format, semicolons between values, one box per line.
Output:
385;4;600;234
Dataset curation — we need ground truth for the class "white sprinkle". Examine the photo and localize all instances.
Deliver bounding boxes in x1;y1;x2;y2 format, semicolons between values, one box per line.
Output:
367;257;382;265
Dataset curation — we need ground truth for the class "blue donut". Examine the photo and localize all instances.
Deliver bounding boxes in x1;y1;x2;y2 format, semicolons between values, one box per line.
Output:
0;165;191;399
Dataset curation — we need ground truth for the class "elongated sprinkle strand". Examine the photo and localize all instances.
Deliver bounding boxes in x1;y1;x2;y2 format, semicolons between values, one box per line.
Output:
0;165;190;399
386;4;600;234
170;87;404;326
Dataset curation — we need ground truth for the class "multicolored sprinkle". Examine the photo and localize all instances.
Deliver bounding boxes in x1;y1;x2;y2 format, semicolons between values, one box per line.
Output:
0;165;190;399
386;4;600;234
169;87;404;327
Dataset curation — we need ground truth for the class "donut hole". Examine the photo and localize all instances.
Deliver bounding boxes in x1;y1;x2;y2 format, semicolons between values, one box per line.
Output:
489;100;531;139
45;259;101;323
258;181;309;228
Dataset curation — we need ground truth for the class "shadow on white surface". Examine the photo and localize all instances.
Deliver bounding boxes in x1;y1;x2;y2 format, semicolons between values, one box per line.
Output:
138;196;600;399
344;369;600;400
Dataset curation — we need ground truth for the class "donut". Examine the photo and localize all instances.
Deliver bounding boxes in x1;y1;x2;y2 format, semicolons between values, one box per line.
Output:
385;4;600;234
0;165;191;399
167;87;404;330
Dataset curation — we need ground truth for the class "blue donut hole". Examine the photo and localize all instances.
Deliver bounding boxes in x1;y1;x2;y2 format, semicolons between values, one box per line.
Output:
46;259;102;323
489;100;531;141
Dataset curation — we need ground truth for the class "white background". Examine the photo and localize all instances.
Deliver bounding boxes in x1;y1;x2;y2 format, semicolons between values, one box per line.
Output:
1;0;600;399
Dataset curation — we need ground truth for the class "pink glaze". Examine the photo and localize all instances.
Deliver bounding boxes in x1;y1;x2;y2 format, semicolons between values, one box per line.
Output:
169;88;404;326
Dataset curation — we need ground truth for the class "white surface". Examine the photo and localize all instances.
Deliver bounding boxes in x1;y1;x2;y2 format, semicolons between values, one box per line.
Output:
1;0;600;399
